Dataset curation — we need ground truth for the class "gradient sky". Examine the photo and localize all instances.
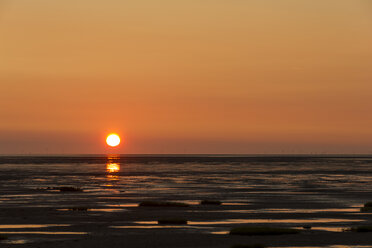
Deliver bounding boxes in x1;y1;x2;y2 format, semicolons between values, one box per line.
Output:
1;0;372;154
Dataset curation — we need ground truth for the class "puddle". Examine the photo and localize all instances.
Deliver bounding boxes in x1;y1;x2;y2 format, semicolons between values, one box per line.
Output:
294;226;347;232
211;226;348;234
181;201;248;206
190;219;363;224
222;203;249;206
1;239;29;244
223;208;360;214
111;225;186;229
89;208;126;212
181;201;203;205
136;218;363;225
110;225;211;229
1;195;35;198
0;231;88;235
105;203;138;207
247;191;315;195
99;197;130;200
0;224;70;229
210;226;348;234
351;204;364;208
210;231;229;235
57;208;126;212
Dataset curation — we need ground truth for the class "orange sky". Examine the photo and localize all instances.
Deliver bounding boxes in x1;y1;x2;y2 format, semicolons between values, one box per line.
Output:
1;0;372;154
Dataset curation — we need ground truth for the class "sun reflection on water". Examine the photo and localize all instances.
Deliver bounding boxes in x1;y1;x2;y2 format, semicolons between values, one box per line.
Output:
106;155;121;174
106;163;120;173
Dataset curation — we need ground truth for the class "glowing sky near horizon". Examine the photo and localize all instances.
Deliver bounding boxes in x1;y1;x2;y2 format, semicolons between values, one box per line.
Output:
0;0;372;154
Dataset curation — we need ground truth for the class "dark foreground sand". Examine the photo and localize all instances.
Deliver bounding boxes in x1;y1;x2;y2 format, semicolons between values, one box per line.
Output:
6;232;372;248
1;199;372;248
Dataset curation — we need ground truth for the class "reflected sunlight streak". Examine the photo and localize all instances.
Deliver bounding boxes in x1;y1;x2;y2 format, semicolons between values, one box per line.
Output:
106;163;120;173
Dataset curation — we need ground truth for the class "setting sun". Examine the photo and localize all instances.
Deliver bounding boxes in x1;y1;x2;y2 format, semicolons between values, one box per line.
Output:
106;134;121;147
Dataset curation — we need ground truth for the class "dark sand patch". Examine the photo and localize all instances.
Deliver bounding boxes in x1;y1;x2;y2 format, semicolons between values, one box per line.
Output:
200;200;222;205
139;201;189;207
157;219;188;225
230;226;300;235
231;244;265;248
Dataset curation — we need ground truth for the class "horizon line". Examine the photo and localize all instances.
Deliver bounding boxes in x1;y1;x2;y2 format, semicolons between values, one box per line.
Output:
1;153;372;157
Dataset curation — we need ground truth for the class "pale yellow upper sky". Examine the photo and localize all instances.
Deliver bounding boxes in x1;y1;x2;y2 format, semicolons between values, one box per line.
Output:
0;0;371;154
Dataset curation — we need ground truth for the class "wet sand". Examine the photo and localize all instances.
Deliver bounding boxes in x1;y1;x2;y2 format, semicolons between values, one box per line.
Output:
1;194;372;247
0;156;372;247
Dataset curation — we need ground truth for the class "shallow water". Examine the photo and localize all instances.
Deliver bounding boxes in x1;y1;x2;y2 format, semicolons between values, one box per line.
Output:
136;218;363;225
111;225;211;230
0;231;88;235
0;224;70;229
0;155;372;246
1;156;372;207
1;239;29;245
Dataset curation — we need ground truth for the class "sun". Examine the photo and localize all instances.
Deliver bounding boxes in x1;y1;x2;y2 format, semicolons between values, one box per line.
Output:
106;134;121;147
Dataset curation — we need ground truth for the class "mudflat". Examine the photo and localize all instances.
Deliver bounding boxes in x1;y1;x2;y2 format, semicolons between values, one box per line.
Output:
0;156;371;247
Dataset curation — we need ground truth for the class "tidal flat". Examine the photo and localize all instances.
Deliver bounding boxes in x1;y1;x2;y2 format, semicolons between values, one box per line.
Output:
0;155;372;248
